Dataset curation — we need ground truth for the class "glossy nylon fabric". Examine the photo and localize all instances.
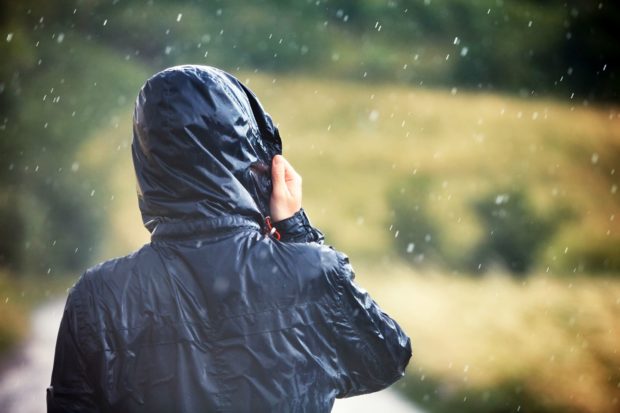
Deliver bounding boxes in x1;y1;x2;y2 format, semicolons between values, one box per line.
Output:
132;65;282;232
48;65;412;413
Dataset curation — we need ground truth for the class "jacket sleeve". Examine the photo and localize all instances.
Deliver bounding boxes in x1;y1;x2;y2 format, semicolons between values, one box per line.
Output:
327;251;412;398
273;208;325;243
47;287;100;413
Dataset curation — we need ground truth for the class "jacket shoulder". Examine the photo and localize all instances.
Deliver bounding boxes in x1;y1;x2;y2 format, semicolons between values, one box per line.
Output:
275;240;353;282
70;244;155;297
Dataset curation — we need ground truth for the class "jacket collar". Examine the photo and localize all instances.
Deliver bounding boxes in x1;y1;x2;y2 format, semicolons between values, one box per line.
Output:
150;215;262;242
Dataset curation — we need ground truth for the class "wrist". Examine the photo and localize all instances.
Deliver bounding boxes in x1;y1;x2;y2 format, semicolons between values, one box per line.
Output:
272;208;324;243
272;208;303;226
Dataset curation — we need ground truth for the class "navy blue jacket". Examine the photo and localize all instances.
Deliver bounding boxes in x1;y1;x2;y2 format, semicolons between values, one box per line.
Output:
47;65;411;413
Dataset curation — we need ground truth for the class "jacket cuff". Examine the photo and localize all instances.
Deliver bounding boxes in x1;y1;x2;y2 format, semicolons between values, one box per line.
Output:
273;208;324;243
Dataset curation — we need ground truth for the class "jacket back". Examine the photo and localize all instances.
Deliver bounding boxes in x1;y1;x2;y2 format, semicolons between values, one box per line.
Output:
47;65;412;413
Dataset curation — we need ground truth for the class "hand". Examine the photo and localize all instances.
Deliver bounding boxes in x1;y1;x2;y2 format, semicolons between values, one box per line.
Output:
270;155;302;222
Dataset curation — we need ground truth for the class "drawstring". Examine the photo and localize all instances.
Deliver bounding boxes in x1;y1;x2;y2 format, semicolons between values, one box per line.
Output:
264;216;281;241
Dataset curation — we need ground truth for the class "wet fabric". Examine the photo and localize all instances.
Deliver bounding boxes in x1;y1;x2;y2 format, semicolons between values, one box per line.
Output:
47;65;412;413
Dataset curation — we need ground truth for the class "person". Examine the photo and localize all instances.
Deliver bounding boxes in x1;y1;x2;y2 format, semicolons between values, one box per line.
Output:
47;65;412;413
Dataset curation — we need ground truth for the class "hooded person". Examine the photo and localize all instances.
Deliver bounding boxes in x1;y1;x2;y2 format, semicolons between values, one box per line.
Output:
47;65;412;413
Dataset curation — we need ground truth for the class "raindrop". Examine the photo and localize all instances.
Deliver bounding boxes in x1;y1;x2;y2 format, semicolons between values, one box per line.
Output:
56;33;64;43
6;33;13;42
369;110;379;122
460;47;468;57
495;194;509;204
176;13;183;22
591;153;599;164
406;243;415;253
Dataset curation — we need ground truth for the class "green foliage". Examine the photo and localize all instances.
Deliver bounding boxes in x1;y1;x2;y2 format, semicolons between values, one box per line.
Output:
389;174;443;266
388;179;575;275
561;239;620;274
0;190;23;269
470;190;569;275
0;12;148;274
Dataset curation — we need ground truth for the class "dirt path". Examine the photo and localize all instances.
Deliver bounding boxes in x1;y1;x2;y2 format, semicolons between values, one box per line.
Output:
0;298;425;413
0;299;65;413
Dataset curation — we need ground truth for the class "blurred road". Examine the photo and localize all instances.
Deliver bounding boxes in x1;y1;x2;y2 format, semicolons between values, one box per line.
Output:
0;299;64;413
0;298;423;413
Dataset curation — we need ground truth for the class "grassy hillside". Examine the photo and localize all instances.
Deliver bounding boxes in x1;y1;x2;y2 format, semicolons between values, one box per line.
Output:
79;73;620;412
93;72;620;270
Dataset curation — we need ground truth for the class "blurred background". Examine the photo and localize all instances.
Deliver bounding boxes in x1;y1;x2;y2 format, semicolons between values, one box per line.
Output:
1;0;619;412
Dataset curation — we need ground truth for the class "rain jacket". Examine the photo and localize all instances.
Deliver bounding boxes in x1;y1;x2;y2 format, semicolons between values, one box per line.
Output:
47;65;412;413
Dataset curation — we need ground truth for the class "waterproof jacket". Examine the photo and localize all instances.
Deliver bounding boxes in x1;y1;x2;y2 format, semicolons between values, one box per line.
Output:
47;65;412;413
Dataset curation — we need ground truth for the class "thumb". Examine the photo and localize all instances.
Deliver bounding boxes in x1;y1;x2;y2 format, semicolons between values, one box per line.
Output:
271;155;286;196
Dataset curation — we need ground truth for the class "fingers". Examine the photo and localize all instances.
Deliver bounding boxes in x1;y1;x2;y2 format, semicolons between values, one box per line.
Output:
283;158;301;184
271;155;286;196
270;155;303;221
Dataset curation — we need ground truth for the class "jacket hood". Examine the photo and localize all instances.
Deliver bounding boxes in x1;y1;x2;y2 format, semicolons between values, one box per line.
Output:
131;65;282;233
